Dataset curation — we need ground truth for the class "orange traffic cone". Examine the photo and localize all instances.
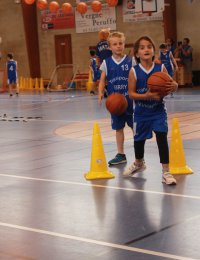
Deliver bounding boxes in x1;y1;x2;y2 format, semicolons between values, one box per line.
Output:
169;118;193;174
85;122;115;180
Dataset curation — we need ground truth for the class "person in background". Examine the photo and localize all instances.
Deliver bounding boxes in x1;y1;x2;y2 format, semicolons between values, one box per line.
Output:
181;37;193;87
98;31;135;166
96;28;113;98
166;38;176;55
174;41;183;65
123;36;178;185
159;43;178;97
96;28;112;67
6;53;19;97
89;50;101;95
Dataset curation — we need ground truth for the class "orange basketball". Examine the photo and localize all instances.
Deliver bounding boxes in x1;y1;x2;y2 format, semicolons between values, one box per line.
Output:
49;1;60;13
24;0;35;4
91;1;102;12
77;2;87;14
106;93;128;116
147;71;172;97
62;3;73;14
37;0;47;10
106;0;118;7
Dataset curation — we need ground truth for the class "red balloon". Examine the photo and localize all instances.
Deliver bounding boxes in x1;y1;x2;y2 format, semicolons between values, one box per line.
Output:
106;0;118;7
24;0;35;4
76;2;87;14
49;1;60;13
62;3;73;14
37;0;47;10
91;1;102;13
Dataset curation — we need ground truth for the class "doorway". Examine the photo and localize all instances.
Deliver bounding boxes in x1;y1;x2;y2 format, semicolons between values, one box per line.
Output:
54;34;73;86
55;34;72;65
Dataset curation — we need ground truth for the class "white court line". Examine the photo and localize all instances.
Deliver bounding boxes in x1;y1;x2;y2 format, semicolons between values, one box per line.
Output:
0;222;197;260
0;173;200;200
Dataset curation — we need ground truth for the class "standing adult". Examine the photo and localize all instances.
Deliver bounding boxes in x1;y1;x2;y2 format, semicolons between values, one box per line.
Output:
181;38;193;86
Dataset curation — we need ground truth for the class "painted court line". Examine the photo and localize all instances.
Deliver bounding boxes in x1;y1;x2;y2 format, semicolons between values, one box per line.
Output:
0;173;200;200
0;222;197;260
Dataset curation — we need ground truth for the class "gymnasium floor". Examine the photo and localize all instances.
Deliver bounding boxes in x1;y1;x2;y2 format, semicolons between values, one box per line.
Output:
0;88;200;260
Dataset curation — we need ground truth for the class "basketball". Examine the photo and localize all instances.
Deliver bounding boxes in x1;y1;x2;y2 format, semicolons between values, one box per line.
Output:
106;0;118;7
49;1;60;13
37;0;47;10
62;3;73;14
77;2;87;14
106;93;128;116
91;1;102;13
147;71;172;97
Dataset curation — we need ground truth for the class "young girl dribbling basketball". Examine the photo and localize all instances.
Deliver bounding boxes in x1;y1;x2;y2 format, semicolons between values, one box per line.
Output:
123;36;178;185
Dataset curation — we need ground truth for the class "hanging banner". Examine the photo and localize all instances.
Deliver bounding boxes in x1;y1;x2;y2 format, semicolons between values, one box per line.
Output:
41;9;75;30
75;5;116;33
123;0;164;23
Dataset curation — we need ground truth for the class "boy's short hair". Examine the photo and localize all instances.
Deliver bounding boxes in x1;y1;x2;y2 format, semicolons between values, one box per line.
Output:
107;31;125;45
7;53;13;59
90;50;96;56
159;43;167;49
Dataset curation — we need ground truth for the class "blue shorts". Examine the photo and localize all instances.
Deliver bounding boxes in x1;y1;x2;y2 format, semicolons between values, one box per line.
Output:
111;111;133;130
134;117;168;141
8;77;17;84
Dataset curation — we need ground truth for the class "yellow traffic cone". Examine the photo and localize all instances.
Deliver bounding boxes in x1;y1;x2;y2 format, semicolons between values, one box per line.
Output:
40;78;44;91
86;68;95;92
35;78;39;90
19;77;23;90
169;118;193;174
85;122;115;180
29;78;33;90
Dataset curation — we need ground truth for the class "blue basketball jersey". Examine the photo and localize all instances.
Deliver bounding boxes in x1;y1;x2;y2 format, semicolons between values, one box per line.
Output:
96;40;112;64
104;55;134;113
7;60;17;80
133;63;167;122
159;51;174;76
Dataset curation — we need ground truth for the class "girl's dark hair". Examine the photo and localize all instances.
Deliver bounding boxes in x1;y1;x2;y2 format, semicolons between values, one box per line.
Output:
7;53;13;59
134;36;155;63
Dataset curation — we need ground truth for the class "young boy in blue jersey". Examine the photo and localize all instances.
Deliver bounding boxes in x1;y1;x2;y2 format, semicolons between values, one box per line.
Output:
98;31;136;166
123;36;178;185
159;43;178;97
6;53;19;97
96;28;112;67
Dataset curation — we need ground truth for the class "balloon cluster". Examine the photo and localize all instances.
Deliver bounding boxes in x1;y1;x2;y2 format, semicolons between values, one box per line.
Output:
23;0;118;14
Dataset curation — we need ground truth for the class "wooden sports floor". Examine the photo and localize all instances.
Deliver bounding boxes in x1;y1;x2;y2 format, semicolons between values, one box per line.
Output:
0;88;200;260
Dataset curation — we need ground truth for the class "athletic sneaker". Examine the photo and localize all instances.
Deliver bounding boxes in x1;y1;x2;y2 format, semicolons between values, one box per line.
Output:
108;153;127;166
162;172;177;185
123;161;146;177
